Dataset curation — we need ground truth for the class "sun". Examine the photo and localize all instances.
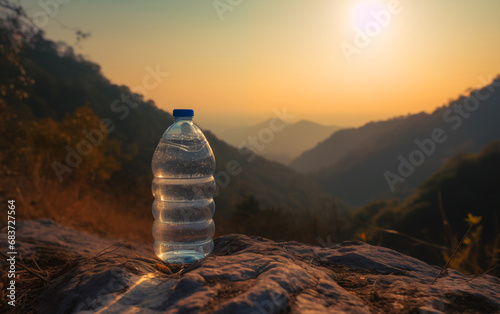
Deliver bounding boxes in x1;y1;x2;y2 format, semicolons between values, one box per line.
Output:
351;0;386;29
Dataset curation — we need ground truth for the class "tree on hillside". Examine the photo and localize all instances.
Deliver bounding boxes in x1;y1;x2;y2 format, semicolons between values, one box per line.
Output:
0;1;35;103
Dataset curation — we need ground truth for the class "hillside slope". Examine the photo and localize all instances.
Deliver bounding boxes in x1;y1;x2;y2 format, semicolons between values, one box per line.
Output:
292;79;500;205
350;141;500;275
291;118;406;173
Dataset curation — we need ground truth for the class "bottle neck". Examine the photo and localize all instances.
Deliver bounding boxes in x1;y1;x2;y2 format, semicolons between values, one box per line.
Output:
174;117;193;123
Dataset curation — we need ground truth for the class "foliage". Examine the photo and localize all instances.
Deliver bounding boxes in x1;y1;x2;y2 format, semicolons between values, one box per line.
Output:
0;1;35;103
350;142;500;276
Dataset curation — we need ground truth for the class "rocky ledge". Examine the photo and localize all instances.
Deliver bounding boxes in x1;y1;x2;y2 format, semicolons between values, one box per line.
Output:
1;220;499;313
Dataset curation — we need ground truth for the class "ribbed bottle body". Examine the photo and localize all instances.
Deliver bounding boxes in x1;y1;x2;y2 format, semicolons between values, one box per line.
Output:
152;117;216;264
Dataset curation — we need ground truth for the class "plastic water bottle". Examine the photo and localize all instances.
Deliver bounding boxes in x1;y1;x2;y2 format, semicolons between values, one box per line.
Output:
151;109;216;264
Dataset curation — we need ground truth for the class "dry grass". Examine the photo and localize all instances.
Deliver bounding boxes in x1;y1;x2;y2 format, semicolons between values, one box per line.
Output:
1;176;153;244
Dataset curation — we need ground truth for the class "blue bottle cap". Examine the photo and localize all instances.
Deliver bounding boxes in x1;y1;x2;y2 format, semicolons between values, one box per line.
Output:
173;109;194;117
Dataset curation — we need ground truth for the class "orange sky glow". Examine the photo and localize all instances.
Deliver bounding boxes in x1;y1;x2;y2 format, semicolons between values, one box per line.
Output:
19;0;500;133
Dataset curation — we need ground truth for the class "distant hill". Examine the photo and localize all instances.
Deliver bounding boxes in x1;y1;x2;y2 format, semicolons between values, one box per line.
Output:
219;119;341;164
291;79;500;205
291;118;406;172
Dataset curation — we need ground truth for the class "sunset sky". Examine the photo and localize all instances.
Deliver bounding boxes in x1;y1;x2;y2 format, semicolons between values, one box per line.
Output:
19;0;500;133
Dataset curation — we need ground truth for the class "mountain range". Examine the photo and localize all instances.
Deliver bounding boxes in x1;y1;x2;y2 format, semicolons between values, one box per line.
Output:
3;7;500;217
291;80;500;206
15;34;500;211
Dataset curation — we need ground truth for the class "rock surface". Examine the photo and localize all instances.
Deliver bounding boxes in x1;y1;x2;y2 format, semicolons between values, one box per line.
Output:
2;220;500;313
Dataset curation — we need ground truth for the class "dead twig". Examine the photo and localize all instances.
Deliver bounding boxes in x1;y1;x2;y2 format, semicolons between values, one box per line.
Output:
467;264;498;282
0;251;50;283
92;242;129;259
431;224;473;285
356;221;448;252
30;256;42;272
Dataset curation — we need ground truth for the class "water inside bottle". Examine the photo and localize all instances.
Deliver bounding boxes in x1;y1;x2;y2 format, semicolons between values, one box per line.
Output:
152;139;215;178
152;133;216;264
